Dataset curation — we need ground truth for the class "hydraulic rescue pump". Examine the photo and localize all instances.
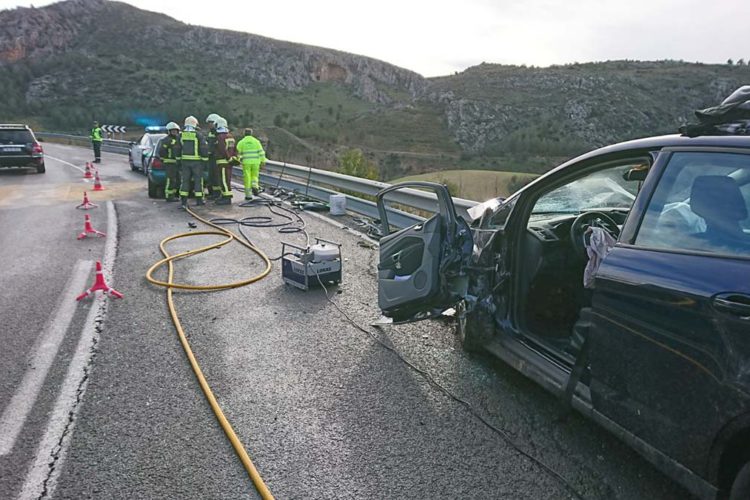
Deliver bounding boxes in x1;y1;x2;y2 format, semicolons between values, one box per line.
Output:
281;238;342;290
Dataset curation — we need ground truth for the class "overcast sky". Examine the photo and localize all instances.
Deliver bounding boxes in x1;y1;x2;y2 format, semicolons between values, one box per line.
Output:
1;0;748;76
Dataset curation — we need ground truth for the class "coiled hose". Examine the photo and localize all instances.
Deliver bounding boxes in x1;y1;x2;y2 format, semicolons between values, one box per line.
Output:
146;206;274;500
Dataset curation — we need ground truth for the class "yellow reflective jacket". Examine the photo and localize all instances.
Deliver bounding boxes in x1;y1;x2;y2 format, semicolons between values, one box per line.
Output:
236;135;266;166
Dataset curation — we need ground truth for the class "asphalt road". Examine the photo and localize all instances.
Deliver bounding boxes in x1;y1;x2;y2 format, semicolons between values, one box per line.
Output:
1;143;691;499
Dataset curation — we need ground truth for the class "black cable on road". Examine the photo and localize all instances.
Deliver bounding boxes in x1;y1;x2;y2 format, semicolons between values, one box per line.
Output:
209;197;309;260
313;271;585;500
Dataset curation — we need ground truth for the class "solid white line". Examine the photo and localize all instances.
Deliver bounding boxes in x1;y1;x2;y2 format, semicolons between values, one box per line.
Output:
45;154;85;173
0;259;93;456
18;201;119;500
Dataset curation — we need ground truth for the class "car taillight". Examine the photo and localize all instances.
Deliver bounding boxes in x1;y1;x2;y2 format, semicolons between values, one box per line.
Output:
152;157;163;169
32;142;43;154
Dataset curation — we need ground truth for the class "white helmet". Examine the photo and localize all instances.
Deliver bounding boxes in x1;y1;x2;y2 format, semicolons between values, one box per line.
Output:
165;121;180;132
184;116;199;128
206;113;220;125
215;117;228;129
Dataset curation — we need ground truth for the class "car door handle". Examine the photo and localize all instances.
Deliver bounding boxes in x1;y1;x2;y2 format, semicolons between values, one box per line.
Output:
713;294;750;319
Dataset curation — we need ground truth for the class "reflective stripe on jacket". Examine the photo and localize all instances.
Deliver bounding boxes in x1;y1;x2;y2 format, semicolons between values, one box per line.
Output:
178;130;207;161
207;130;217;158
236;135;265;165
216;133;237;166
159;135;180;164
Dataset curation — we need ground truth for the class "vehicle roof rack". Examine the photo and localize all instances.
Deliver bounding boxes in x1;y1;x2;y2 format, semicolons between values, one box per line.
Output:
680;85;750;137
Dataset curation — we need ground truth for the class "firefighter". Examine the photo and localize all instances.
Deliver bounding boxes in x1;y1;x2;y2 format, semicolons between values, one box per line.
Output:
214;117;238;205
205;113;221;200
159;122;181;202
177;116;208;209
90;121;103;163
236;128;266;200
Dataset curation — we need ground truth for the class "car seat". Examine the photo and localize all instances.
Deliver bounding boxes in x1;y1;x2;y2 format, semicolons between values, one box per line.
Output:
689;175;748;250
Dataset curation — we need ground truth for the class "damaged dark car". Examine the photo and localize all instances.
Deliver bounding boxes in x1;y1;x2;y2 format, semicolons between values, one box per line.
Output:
376;102;750;498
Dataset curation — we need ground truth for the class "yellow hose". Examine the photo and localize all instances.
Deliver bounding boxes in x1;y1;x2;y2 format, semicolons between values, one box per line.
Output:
146;207;274;500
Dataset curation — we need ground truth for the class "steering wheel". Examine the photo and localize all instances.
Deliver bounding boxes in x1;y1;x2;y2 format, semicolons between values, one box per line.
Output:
569;211;620;258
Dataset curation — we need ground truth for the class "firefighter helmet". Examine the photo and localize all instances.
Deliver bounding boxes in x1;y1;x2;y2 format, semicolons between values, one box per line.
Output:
184;116;199;128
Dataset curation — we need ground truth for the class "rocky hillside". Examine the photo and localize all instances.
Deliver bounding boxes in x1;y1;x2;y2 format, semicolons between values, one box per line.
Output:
1;0;749;177
0;0;423;115
426;62;750;157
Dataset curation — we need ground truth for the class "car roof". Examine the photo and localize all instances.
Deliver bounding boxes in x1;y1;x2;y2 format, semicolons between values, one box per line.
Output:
576;133;750;161
0;124;31;130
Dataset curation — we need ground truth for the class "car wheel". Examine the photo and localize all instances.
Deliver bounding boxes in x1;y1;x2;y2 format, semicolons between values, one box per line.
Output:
36;162;45;174
129;156;137;171
456;299;494;353
148;177;158;198
730;462;750;500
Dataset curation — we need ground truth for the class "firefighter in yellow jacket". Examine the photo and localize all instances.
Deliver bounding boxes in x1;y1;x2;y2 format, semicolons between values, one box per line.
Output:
177;116;208;209
235;128;266;200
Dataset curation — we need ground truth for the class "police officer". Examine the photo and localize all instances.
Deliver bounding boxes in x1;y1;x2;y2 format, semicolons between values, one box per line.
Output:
205;113;222;201
236;128;266;200
177;116;208;209
159;122;181;202
214;117;238;205
90;121;103;163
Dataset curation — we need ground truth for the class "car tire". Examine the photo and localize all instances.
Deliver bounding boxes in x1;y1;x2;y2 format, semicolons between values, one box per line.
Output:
148;177;158;198
129;156;137;171
730;462;750;500
36;162;45;174
457;299;493;353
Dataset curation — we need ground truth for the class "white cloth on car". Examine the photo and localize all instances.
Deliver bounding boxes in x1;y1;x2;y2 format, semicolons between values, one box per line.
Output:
583;227;616;289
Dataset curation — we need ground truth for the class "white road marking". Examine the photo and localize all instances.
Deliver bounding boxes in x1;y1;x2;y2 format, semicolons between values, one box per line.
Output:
18;201;118;500
0;259;93;456
45;154;85;174
18;201;119;500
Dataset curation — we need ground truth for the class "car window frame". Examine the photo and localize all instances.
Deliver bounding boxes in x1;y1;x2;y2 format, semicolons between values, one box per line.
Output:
619;146;750;262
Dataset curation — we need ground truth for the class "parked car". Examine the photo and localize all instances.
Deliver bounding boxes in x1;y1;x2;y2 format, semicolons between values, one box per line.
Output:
376;132;750;499
129;126;166;173
0;124;44;173
148;135;210;199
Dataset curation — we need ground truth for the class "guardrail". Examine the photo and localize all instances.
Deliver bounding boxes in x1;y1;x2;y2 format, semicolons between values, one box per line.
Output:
37;132;131;155
38;132;480;228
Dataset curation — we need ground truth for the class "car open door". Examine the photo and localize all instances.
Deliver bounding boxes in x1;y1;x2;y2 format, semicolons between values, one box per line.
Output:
376;182;472;323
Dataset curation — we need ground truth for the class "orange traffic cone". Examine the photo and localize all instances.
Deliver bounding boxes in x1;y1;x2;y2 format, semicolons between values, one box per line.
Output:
76;261;123;300
84;162;93;179
76;191;98;210
93;170;105;191
77;214;106;239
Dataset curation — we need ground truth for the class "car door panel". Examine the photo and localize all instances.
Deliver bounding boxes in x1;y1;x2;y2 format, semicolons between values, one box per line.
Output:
376;182;472;322
378;215;443;313
592;248;750;473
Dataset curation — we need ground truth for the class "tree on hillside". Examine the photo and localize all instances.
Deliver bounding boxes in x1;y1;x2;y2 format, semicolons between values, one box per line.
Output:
338;148;377;180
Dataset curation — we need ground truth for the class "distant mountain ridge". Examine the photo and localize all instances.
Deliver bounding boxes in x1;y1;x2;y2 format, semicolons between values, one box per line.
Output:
2;0;750;177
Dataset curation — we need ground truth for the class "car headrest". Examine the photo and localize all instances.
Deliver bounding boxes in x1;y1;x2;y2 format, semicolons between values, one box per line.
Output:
690;175;748;222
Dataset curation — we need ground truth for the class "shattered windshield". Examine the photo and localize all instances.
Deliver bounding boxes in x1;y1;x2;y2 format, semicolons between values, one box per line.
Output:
532;164;640;216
